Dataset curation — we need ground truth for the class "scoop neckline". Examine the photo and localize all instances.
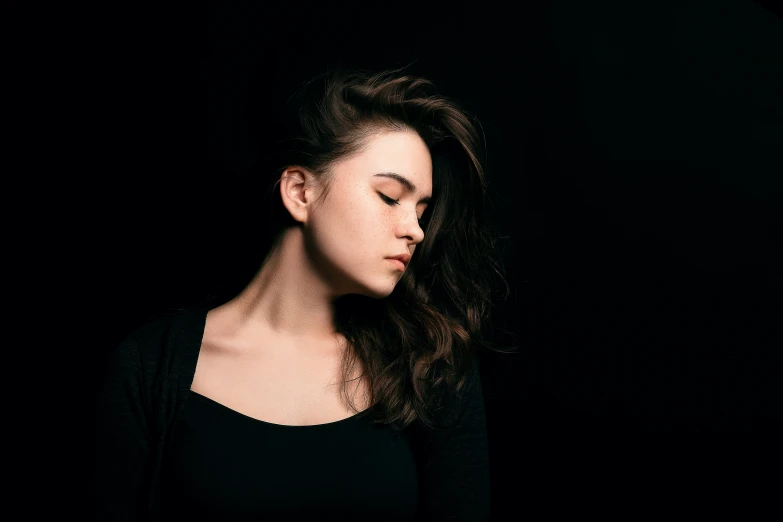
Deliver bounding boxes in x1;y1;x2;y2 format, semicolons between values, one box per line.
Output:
188;389;373;428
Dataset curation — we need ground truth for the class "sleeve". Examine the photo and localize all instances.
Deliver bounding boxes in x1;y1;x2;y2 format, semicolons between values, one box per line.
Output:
90;334;152;521
415;358;492;521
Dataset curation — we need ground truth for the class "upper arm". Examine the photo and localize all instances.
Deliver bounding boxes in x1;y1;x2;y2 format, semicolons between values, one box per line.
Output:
91;334;152;521
416;359;491;521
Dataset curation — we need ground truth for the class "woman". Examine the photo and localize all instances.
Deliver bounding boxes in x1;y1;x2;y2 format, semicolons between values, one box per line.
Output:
92;66;514;521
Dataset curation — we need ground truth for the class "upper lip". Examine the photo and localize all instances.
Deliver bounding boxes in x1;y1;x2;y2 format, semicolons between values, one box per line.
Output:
387;253;411;266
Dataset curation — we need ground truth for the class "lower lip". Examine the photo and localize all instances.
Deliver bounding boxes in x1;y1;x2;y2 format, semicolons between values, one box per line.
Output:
387;258;406;271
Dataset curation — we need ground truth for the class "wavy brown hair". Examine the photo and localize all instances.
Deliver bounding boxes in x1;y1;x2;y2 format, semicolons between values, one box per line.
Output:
212;66;516;433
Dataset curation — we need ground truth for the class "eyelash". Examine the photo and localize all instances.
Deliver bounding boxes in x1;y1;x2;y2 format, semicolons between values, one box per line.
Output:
379;193;425;225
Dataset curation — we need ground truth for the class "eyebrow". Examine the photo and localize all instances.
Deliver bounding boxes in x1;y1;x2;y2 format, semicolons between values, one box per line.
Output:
373;172;432;204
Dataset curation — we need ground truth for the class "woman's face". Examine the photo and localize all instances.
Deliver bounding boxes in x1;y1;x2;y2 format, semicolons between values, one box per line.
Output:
305;128;433;299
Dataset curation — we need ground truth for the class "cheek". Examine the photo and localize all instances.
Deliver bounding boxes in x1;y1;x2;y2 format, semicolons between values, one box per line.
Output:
314;189;392;259
352;203;385;252
350;190;388;235
318;194;375;250
364;199;396;238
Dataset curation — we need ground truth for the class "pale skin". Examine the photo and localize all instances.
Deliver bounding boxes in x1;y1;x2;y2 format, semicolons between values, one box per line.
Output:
191;128;433;426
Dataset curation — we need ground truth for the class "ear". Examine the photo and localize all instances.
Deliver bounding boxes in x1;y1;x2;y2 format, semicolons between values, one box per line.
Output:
279;166;317;224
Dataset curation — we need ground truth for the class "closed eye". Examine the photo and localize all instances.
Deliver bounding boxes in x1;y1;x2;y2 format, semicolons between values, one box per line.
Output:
379;193;425;225
379;193;399;206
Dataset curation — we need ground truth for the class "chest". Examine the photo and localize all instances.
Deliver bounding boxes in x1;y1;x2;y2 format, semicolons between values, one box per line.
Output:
190;341;371;426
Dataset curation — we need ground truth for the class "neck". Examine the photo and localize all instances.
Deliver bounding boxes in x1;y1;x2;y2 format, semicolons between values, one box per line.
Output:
215;227;341;343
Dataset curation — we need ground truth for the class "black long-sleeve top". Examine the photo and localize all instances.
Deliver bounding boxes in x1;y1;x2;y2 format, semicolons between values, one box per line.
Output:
91;307;491;521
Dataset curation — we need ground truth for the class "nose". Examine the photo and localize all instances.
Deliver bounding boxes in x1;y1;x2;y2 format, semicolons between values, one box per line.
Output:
397;210;425;244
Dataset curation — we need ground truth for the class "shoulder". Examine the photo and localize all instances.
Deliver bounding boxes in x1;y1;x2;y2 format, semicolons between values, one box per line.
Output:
418;354;485;434
126;309;188;345
449;355;485;420
110;307;208;373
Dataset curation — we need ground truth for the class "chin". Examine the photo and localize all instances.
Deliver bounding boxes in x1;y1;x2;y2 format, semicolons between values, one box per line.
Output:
356;278;398;300
361;287;395;300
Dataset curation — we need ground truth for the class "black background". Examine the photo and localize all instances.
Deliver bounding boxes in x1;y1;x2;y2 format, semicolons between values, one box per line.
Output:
39;0;782;516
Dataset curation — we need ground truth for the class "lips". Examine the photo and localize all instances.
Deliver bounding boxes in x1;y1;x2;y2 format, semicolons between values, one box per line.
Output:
387;253;411;267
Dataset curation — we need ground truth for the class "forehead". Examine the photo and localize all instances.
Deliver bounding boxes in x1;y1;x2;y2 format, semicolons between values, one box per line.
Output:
336;130;433;194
